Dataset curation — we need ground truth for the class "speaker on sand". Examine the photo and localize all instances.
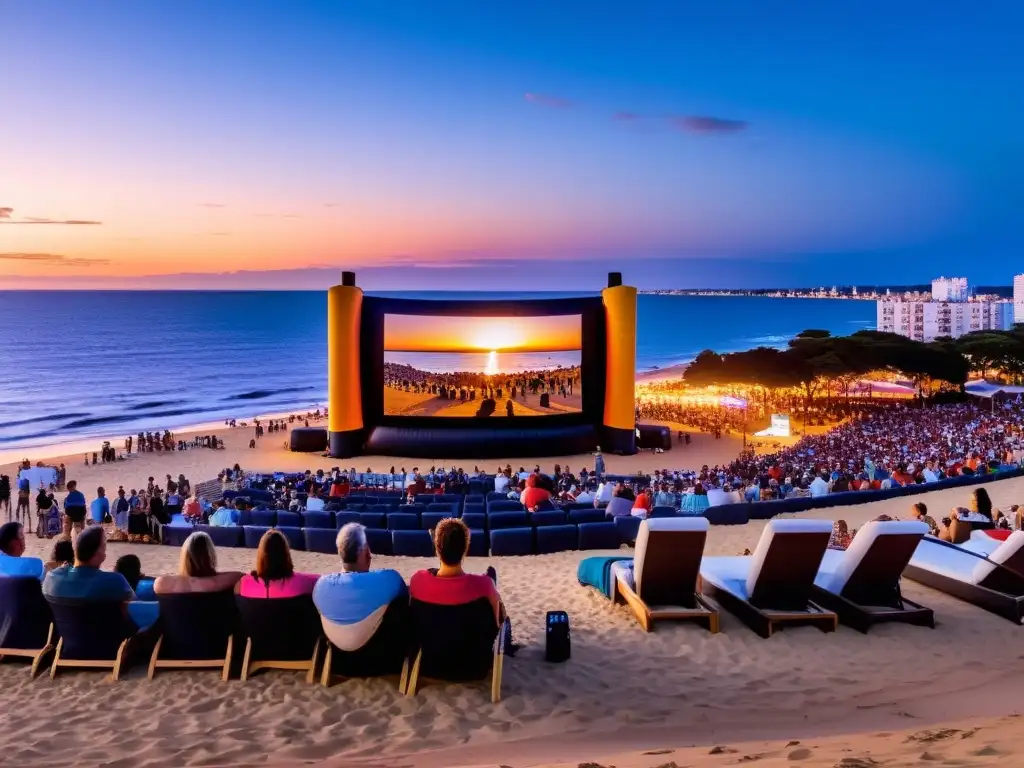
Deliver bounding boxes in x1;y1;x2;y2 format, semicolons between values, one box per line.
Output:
545;610;570;663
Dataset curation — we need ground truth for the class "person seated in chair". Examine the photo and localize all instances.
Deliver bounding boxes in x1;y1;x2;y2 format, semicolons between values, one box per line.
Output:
0;521;45;579
520;473;552;513
604;484;636;518
154;531;242;594
237;529;319;598
410;518;503;625
43;527;134;602
313;523;409;671
44;539;75;573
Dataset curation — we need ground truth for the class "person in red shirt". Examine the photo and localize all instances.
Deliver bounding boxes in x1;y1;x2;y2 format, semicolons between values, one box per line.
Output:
519;473;552;513
409;518;503;623
631;487;652;515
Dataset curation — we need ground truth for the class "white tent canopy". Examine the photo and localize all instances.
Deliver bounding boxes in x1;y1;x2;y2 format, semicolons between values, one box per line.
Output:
965;380;1024;399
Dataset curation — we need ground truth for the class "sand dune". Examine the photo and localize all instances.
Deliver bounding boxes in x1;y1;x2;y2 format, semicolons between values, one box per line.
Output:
2;421;1024;767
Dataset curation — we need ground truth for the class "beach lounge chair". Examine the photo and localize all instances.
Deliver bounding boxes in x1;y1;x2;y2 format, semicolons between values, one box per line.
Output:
46;598;139;680
148;590;238;680
236;594;321;682
903;530;1024;624
811;520;934;633
401;597;507;703
0;576;56;677
610;518;720;632
699;519;838;638
320;596;410;686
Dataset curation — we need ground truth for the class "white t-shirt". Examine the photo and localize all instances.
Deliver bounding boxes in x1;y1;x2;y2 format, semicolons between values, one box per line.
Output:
595;483;614;504
809;477;829;497
494;475;509;493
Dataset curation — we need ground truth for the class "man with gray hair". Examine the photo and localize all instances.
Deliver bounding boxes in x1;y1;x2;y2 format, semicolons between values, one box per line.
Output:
312;523;409;676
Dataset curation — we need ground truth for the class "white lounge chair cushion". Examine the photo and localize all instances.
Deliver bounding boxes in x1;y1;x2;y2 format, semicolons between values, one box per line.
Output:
746;518;833;597
698;555;756;601
615;517;709;594
909;532;1011;585
970;530;1024;586
611;560;635;591
814;520;928;594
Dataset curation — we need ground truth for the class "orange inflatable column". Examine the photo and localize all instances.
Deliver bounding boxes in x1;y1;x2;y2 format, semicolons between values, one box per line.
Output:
328;271;364;457
601;273;637;454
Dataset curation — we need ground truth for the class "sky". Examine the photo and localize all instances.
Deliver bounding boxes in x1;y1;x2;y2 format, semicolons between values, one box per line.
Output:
2;1;1022;290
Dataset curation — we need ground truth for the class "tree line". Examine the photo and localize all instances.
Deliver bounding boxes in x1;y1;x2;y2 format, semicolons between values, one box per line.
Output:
682;327;1024;407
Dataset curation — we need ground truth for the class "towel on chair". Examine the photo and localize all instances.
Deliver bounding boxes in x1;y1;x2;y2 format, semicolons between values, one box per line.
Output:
577;555;633;599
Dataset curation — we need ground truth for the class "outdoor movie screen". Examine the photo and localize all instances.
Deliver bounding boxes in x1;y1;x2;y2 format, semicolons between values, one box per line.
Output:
383;314;582;418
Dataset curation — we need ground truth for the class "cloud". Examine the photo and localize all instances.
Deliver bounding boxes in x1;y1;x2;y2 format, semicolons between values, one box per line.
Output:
0;252;110;266
0;217;102;224
281;214;301;219
671;115;748;135
613;111;643;122
524;92;574;109
0;207;11;218
198;202;226;208
323;203;340;208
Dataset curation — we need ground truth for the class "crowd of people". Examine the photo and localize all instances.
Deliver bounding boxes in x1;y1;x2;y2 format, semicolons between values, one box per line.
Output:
384;362;580;403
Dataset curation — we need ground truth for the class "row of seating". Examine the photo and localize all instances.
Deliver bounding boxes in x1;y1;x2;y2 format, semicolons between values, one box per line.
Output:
162;514;640;557
703;466;1024;526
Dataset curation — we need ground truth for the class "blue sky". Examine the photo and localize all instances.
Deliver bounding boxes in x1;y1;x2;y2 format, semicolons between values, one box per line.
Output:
2;1;1021;289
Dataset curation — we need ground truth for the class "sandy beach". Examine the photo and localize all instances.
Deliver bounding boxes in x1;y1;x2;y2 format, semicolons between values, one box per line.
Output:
3;420;1024;767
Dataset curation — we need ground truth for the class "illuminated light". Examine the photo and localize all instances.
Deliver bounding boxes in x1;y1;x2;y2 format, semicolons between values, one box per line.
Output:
485;350;498;376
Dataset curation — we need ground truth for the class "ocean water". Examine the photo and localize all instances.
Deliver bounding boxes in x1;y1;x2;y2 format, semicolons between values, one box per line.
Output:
0;291;875;452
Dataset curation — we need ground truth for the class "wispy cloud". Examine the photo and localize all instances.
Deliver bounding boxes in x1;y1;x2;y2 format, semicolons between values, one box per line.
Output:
0;207;12;218
0;252;110;266
671;115;748;135
323;203;340;208
524;92;574;109
613;111;644;122
281;214;301;219
0;218;102;225
198;202;226;208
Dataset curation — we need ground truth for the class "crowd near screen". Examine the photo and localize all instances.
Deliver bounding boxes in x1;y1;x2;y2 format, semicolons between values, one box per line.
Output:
382;314;583;418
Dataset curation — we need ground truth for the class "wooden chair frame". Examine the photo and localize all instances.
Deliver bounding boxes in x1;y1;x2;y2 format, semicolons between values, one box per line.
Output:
147;634;234;681
242;635;320;683
50;633;133;681
400;618;508;703
0;622;57;678
615;573;720;633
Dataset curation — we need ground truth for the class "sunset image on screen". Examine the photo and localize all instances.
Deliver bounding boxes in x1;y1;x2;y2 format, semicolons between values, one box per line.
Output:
382;314;582;417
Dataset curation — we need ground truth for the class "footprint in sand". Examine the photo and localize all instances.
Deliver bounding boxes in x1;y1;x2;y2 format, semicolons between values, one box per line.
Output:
971;745;1002;756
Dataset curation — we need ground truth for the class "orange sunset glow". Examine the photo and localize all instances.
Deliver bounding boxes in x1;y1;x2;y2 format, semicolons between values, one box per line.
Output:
384;314;581;353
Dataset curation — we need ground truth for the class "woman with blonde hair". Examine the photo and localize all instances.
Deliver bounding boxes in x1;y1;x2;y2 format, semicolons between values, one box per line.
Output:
153;531;242;594
236;529;319;598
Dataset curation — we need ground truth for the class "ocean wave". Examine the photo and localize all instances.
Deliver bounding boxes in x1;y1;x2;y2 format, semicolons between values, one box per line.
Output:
225;386;315;402
0;412;89;429
129;400;187;411
62;408;208;430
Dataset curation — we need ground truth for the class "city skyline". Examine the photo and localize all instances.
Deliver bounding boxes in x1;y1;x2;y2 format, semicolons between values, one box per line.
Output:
3;1;1022;290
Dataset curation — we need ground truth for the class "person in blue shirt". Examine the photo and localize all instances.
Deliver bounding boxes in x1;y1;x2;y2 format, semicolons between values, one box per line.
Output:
43;526;135;603
0;521;46;579
89;486;110;525
313;523;409;675
62;480;88;538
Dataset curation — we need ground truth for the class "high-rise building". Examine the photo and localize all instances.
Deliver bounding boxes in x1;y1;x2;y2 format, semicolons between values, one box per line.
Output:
1014;274;1024;324
876;298;1013;342
931;276;969;302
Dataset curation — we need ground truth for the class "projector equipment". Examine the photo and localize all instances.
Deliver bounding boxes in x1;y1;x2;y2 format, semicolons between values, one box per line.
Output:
545;610;571;663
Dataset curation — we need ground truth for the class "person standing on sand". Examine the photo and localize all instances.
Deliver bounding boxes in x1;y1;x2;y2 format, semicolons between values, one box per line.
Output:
0;475;11;520
594;450;605;480
63;480;88;538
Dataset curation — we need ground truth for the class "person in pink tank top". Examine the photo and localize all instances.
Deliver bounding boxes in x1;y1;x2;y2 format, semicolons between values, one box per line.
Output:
236;529;319;599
